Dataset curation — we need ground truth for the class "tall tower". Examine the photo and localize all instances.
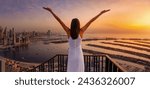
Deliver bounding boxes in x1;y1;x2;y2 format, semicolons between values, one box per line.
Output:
12;28;16;45
0;26;3;43
47;30;51;39
3;27;7;46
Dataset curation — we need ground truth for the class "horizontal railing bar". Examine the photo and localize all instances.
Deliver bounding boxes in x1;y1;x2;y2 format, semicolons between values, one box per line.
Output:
106;55;127;72
33;55;58;69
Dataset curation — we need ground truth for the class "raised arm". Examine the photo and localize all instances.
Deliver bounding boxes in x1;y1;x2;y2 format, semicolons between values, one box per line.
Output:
43;7;70;34
81;9;110;33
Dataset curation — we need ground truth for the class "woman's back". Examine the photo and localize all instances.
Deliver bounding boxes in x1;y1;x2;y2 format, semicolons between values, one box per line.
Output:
67;36;84;72
68;36;82;48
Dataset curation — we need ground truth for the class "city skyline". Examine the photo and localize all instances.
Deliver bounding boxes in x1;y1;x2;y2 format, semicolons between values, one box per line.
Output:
0;0;150;36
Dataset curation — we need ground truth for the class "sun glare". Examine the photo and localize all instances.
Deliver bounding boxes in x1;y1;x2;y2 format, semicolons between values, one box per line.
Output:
134;13;150;27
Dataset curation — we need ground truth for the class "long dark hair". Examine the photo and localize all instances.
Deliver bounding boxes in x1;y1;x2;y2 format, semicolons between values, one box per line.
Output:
70;18;80;39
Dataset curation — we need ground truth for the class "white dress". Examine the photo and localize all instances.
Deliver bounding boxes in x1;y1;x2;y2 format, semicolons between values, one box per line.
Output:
67;36;84;72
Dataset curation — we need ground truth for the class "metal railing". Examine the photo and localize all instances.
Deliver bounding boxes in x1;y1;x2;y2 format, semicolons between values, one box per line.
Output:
29;54;126;72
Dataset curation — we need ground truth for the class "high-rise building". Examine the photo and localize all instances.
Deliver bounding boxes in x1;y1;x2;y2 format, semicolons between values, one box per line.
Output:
3;27;7;46
0;60;5;72
0;26;3;43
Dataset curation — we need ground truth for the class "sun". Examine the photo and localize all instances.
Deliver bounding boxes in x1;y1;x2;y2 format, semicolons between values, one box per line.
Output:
133;12;150;29
138;14;150;25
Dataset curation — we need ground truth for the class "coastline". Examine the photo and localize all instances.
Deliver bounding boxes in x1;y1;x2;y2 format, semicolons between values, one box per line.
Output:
50;38;150;44
0;37;150;72
0;56;39;72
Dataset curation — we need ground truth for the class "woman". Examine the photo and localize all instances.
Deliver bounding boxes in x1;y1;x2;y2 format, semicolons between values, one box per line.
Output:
43;7;110;72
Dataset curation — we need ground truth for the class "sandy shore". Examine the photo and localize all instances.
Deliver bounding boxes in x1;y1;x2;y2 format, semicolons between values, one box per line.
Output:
83;49;150;72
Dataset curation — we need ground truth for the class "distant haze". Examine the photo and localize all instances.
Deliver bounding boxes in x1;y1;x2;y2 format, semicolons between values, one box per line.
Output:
0;0;150;37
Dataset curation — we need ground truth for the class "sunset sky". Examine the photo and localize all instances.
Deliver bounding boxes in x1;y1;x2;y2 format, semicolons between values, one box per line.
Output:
0;0;150;37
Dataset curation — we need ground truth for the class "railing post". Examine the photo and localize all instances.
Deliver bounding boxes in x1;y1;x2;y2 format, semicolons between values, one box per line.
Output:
60;55;64;72
58;55;60;72
97;56;100;72
48;61;51;72
93;56;96;72
89;56;91;72
113;64;117;72
109;60;113;72
65;56;68;72
58;55;65;72
39;64;44;72
84;56;87;72
101;56;103;72
52;57;54;72
105;57;109;72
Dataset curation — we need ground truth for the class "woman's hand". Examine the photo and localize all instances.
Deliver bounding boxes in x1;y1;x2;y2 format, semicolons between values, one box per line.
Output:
81;9;110;33
100;9;111;14
43;7;52;12
43;7;70;35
